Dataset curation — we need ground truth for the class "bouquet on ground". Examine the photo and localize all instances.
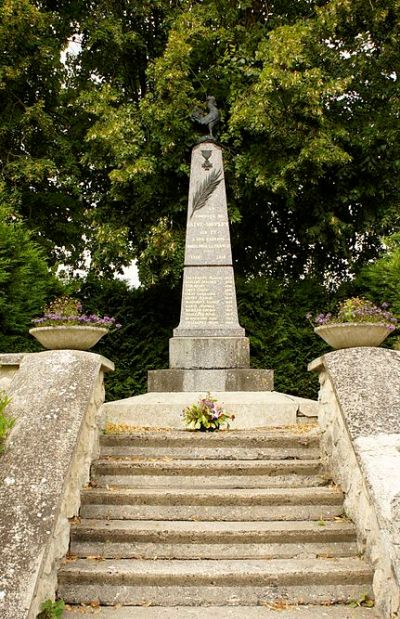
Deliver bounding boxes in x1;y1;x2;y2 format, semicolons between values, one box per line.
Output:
32;296;121;330
182;393;235;431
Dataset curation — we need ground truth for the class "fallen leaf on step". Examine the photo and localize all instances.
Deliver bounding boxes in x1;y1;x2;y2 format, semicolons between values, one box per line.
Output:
89;600;100;608
259;599;294;610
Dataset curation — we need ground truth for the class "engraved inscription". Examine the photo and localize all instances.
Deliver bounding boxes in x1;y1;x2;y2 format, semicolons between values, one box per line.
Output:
181;271;238;326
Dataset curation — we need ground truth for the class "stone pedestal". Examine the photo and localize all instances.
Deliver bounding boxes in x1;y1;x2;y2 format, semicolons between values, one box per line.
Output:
148;368;274;393
169;337;250;369
148;141;273;392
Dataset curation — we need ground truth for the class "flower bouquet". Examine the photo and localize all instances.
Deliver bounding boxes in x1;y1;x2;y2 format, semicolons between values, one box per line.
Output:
182;393;235;431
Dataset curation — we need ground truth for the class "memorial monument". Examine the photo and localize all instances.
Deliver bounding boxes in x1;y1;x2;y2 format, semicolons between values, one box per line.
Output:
148;98;273;392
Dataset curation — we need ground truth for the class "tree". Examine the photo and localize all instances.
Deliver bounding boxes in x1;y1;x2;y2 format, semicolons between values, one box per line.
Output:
2;1;398;283
0;207;55;335
0;0;86;265
356;233;400;317
64;0;400;283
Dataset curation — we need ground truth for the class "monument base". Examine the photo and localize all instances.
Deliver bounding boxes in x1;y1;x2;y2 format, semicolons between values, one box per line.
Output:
148;368;273;392
101;391;319;430
169;336;250;369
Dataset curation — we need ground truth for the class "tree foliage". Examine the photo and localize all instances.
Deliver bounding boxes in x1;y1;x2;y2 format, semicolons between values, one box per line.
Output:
57;0;400;282
0;207;55;333
0;0;86;264
356;233;400;317
2;0;399;282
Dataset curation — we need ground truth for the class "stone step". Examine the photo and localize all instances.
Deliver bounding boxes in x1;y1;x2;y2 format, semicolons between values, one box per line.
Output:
100;429;320;460
70;539;358;561
70;519;358;559
91;458;325;488
80;487;344;521
58;557;373;607
62;606;381;619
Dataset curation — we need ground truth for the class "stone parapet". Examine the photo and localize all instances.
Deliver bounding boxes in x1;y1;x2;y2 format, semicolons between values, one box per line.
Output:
309;347;400;618
148;368;273;393
0;350;114;619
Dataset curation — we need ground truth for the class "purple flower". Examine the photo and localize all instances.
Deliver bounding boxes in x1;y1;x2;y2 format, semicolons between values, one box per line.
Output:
32;296;121;330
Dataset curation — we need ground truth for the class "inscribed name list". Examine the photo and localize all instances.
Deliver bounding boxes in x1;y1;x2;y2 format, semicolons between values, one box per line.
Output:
177;266;242;335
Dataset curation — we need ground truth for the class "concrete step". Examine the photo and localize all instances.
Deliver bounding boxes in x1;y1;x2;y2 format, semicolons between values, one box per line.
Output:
80;487;344;521
70;519;358;559
91;458;325;488
100;429;320;460
58;557;373;607
62;606;381;619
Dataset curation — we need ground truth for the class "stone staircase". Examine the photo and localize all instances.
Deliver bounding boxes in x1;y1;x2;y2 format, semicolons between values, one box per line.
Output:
61;427;379;618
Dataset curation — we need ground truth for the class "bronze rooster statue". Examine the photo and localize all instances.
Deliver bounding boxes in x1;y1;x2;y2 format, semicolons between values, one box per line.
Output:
191;96;219;139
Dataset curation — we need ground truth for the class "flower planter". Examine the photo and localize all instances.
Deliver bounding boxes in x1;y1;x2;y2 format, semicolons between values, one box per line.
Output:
314;323;392;349
29;326;108;351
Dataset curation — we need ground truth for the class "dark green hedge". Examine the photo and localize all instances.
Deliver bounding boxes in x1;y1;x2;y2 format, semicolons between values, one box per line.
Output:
79;276;336;401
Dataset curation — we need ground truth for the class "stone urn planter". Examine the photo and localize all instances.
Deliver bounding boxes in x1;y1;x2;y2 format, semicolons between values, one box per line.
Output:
314;323;392;349
29;326;108;351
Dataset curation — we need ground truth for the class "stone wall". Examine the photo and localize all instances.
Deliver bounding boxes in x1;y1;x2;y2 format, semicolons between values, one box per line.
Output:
310;348;400;618
0;350;114;619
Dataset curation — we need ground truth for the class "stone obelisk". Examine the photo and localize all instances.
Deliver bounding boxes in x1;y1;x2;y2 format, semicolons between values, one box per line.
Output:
148;140;273;392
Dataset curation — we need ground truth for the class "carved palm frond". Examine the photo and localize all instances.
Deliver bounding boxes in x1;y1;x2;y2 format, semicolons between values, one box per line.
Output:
191;168;223;219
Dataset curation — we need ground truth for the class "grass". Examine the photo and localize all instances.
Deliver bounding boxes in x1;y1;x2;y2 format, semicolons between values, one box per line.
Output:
0;390;13;454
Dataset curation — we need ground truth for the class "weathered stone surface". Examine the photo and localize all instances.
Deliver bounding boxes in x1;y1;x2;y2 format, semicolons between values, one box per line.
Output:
60;556;371;589
0;353;25;366
148;368;273;392
91;457;324;489
314;323;391;349
59;421;374;617
29;325;108;350
309;347;400;439
169;336;250;369
79;489;344;522
100;390;314;429
99;428;321;460
63;605;381;618
58;556;373;606
71;518;355;545
0;352;25;385
310;348;400;617
0;350;113;619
